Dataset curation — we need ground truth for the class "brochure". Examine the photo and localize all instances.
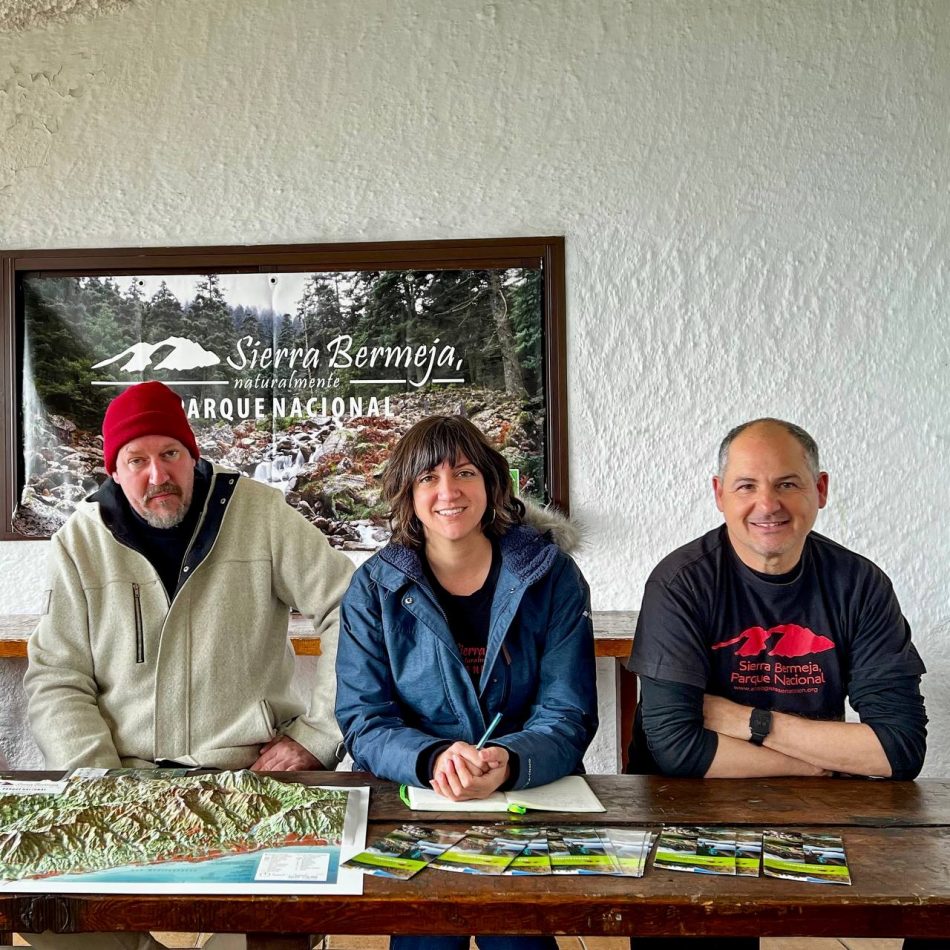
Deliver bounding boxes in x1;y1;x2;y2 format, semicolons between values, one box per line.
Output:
427;828;519;875
500;827;552;876
762;831;851;885
601;826;657;878
546;830;572;873
552;826;621;874
735;830;762;878
653;826;737;876
343;825;464;880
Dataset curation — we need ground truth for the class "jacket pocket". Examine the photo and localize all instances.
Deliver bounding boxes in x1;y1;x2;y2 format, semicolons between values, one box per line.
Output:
132;583;144;663
259;699;277;739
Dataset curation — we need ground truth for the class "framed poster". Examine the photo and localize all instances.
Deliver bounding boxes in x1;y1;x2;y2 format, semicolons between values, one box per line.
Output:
0;238;567;544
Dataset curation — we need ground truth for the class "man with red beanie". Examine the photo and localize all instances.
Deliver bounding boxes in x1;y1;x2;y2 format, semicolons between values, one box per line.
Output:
100;379;202;529
24;380;356;946
25;380;354;779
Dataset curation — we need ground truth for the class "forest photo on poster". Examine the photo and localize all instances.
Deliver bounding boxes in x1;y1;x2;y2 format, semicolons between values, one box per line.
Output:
14;265;548;547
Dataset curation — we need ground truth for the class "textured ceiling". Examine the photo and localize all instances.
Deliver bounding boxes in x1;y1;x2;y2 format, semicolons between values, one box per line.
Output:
0;0;134;32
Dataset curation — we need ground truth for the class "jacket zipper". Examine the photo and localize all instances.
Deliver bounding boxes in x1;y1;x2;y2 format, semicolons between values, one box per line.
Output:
176;473;223;594
413;580;476;716
132;583;144;663
499;642;512;707
415;579;514;727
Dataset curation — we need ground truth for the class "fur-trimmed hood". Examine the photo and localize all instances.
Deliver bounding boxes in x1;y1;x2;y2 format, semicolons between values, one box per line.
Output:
521;499;583;555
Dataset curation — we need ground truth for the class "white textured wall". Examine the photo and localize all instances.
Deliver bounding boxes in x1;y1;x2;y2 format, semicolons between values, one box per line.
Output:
0;0;133;34
1;0;948;775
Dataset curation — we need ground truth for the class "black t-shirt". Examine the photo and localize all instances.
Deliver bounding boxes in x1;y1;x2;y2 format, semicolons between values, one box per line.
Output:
628;526;927;777
424;542;502;689
631;526;924;713
419;543;520;786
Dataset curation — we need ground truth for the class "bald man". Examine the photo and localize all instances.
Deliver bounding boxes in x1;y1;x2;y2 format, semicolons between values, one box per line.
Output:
629;418;927;782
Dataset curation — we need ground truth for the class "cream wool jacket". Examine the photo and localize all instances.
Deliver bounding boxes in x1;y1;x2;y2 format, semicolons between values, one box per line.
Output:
25;462;355;770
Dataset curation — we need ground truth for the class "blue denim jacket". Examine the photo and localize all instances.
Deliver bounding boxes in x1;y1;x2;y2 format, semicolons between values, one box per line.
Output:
335;521;598;789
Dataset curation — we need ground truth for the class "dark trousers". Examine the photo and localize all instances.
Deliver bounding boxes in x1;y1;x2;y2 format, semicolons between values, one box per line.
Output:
630;942;757;950
391;938;558;950
631;940;948;949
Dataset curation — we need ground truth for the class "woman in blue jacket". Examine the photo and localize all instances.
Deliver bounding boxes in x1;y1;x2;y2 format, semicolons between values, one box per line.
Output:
336;414;597;950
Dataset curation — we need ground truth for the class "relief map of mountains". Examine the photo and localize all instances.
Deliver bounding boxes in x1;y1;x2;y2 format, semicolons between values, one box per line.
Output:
0;770;349;881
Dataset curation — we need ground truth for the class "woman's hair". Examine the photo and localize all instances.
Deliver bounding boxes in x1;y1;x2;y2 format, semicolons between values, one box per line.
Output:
383;415;526;549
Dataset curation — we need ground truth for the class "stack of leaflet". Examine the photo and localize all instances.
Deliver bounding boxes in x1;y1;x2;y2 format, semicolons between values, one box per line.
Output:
653;826;761;876
599;827;659;878
762;830;852;885
345;823;851;884
343;825;466;880
652;826;851;885
547;827;656;876
344;825;657;878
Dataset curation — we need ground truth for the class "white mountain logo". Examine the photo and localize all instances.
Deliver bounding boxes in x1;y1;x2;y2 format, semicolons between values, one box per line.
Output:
92;337;221;372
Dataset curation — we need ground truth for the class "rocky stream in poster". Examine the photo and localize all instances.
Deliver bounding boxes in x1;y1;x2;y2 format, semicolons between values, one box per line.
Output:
14;387;543;547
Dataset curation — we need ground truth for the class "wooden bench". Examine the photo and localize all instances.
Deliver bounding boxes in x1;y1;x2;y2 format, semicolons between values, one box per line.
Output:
0;611;636;659
0;611;638;769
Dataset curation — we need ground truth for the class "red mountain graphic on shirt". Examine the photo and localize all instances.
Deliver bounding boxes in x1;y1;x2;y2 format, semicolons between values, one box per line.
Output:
711;623;834;658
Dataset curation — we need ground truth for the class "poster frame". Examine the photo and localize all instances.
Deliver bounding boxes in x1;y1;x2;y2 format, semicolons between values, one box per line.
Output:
0;236;567;540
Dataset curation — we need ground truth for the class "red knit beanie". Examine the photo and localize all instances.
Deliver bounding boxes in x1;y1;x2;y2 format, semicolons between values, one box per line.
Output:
102;382;200;473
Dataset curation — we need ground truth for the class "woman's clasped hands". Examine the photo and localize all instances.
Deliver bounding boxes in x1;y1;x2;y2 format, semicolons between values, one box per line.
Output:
430;741;510;801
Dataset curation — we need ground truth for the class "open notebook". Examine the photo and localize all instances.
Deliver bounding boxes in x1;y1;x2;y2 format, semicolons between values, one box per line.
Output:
403;774;605;813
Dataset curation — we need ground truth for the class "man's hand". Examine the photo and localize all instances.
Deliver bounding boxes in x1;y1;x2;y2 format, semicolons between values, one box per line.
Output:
251;735;324;772
703;694;756;740
703;693;887;778
431;742;510;801
703;694;829;777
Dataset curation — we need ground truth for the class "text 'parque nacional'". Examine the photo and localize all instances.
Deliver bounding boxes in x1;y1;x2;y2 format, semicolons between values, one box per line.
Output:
185;396;393;422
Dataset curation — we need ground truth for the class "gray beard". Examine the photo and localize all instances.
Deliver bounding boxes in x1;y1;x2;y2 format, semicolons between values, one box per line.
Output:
142;499;190;530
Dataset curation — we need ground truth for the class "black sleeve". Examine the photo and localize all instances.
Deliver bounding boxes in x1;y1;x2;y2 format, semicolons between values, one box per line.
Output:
638;676;719;778
628;576;713;688
847;565;926;683
849;675;928;780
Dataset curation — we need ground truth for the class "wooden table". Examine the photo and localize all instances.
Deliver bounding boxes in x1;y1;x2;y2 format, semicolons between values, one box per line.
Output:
2;773;950;948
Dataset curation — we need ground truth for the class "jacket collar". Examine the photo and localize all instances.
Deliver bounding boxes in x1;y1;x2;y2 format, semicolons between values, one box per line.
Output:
371;514;569;593
89;458;214;531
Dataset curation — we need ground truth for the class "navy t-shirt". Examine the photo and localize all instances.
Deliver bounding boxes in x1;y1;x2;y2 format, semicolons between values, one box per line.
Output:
628;526;927;776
